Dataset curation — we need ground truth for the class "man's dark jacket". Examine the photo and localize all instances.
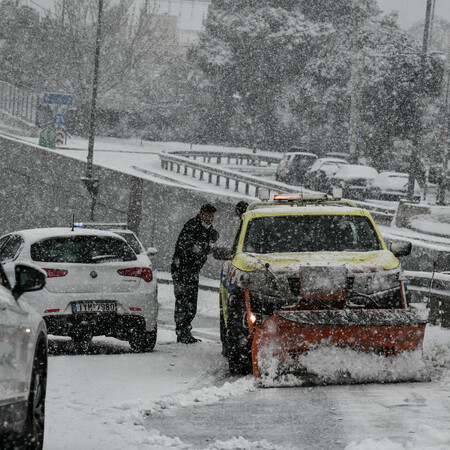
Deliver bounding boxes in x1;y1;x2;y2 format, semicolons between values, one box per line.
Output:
171;216;219;279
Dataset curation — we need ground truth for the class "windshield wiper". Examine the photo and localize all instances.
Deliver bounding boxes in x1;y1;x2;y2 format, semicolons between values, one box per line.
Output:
91;254;121;261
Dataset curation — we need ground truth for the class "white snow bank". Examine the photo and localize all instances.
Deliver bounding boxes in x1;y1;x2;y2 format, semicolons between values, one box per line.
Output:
346;424;450;450
259;347;430;388
141;377;256;416
208;435;284;449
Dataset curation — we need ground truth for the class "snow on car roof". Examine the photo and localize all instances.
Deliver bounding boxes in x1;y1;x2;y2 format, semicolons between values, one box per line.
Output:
13;227;127;243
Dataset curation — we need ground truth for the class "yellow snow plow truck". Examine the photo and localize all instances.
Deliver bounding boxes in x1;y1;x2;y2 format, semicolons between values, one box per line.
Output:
213;193;428;382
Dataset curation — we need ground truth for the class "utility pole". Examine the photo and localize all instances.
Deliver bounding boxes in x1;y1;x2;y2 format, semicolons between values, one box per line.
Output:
407;0;433;201
81;0;103;221
348;4;359;164
437;29;450;205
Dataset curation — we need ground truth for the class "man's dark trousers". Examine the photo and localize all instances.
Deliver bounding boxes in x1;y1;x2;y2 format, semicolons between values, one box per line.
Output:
173;271;199;337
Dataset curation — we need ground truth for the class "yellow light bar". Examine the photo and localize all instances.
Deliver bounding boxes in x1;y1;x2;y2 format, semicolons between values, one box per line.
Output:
273;193;328;201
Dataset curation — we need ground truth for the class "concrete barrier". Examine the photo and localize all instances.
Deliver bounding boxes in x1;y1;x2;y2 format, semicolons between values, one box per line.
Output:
0;134;246;278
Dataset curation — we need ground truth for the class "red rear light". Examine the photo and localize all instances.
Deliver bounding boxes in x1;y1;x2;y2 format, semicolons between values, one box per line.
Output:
44;309;60;313
43;269;68;278
283;163;287;167
117;267;153;283
319;170;326;175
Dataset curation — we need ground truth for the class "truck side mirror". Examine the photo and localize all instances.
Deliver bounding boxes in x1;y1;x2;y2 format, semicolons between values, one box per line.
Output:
213;247;234;260
390;241;412;257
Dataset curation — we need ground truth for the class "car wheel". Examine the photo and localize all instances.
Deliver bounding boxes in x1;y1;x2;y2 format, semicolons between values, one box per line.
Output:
226;294;252;375
129;326;157;353
71;333;92;353
20;340;47;450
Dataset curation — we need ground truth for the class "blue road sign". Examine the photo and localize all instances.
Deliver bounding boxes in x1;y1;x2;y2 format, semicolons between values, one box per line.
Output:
54;113;67;126
43;93;73;106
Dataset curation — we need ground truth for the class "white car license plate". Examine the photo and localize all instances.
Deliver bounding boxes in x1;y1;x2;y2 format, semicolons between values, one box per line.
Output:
72;302;117;313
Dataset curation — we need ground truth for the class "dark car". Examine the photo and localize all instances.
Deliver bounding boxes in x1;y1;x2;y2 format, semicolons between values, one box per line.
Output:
328;164;378;200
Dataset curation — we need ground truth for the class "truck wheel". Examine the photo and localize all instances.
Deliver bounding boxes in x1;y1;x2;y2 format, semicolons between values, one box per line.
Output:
226;294;252;375
220;309;228;357
129;326;157;353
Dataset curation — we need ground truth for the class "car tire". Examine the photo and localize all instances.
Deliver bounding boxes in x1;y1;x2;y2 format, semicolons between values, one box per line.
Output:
129;326;157;353
20;339;47;450
226;294;252;375
71;333;92;353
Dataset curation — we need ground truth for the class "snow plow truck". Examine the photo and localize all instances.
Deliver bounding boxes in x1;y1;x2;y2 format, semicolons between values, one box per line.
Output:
213;193;428;382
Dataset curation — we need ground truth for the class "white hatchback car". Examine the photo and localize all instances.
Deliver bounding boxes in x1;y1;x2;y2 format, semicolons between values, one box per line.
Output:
0;262;47;449
0;228;158;353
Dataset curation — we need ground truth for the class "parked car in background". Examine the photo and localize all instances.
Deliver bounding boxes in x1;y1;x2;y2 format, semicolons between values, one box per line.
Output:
0;228;158;353
366;171;421;202
275;151;317;184
0;262;47;449
324;152;350;161
74;222;157;270
328;164;378;200
304;157;349;191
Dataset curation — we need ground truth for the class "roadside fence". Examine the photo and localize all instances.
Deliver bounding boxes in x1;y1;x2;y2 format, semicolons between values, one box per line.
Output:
0;80;37;127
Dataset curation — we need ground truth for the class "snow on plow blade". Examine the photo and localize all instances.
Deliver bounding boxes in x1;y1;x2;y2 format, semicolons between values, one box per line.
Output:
252;309;429;384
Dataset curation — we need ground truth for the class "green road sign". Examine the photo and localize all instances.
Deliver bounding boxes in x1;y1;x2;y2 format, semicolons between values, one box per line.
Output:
39;125;57;149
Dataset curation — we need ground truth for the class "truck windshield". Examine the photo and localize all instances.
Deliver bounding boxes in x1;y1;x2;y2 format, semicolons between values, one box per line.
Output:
243;215;382;253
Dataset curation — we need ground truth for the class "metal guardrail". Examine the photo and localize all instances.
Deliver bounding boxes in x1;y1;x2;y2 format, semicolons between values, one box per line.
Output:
158;150;397;224
166;150;282;167
405;271;450;327
159;150;296;198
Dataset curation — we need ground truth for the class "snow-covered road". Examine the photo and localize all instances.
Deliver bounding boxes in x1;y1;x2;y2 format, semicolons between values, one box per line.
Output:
43;281;450;450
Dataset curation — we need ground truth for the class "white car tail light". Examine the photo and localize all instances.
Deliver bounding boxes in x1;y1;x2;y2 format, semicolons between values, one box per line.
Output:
117;267;153;283
43;269;68;277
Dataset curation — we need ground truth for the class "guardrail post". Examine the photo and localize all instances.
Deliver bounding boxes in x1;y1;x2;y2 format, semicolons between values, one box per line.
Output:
184;165;188;175
169;162;174;171
176;164;180;173
217;156;221;164
255;186;259;197
208;173;212;183
200;170;204;180
245;183;250;195
216;175;220;186
226;178;230;189
192;168;196;177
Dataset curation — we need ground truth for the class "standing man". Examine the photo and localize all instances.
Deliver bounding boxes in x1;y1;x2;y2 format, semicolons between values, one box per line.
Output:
171;204;219;344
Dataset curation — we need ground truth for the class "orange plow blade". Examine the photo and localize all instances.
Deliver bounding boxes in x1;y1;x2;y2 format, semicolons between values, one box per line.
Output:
252;309;429;382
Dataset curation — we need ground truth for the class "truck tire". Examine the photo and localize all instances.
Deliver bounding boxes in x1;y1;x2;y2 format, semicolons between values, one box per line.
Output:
220;309;228;357
226;294;252;375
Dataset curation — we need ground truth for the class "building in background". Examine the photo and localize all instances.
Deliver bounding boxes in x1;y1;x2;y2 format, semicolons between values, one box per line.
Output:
146;0;211;45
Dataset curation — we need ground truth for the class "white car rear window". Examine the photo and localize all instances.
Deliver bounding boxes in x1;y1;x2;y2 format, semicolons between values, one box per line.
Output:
31;236;136;263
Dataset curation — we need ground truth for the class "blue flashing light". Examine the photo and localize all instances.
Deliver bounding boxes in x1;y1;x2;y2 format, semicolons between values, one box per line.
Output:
74;222;84;228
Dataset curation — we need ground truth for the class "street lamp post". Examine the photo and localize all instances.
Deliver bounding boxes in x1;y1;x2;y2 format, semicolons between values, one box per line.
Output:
407;0;433;202
81;0;103;220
